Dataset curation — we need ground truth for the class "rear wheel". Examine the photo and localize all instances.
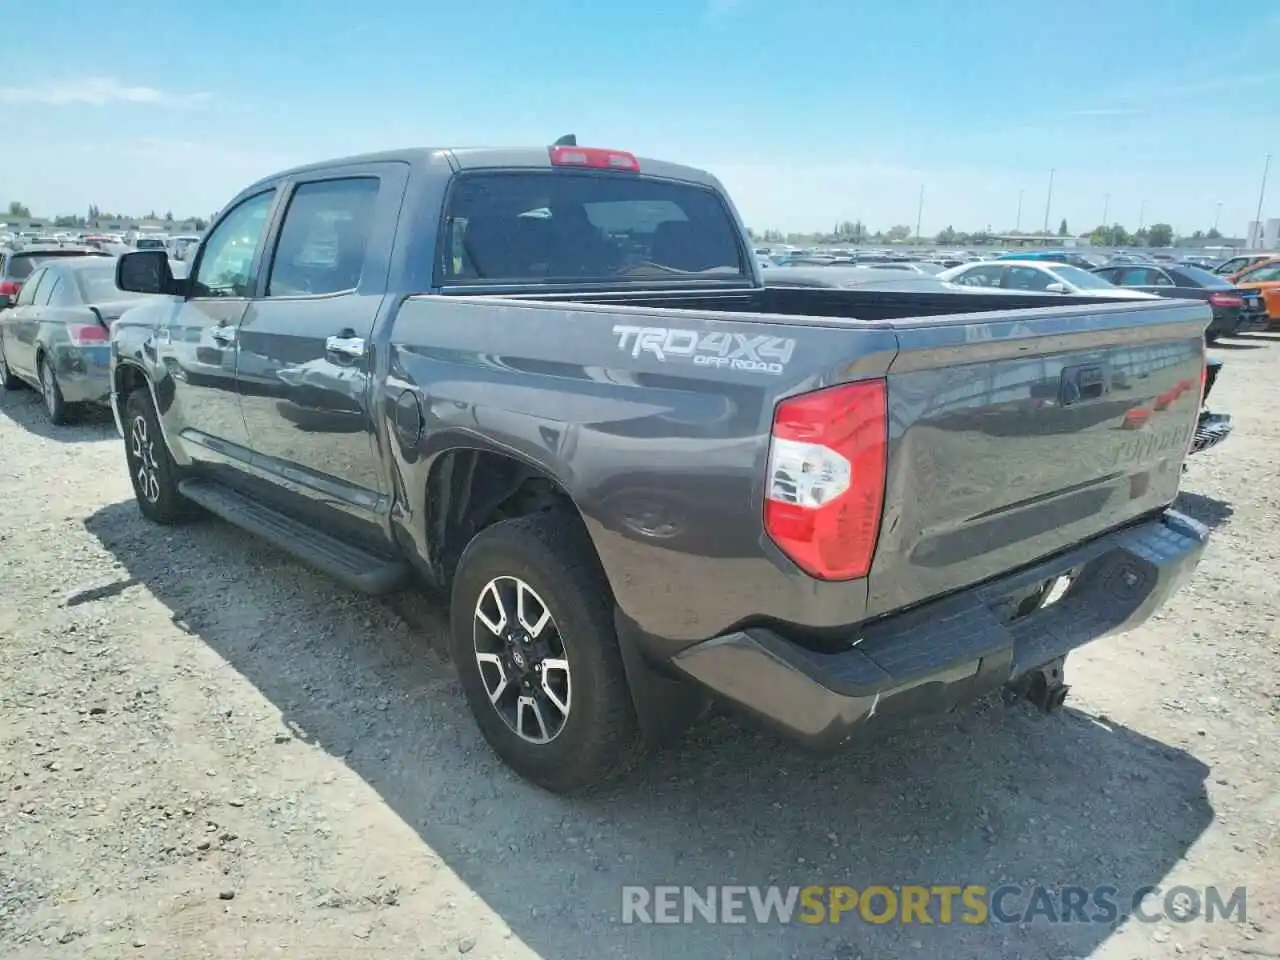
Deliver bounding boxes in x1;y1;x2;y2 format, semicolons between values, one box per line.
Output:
123;388;197;524
37;355;70;424
449;512;639;793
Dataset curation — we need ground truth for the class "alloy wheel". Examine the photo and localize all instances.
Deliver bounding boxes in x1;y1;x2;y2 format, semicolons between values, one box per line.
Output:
129;414;161;503
473;576;572;744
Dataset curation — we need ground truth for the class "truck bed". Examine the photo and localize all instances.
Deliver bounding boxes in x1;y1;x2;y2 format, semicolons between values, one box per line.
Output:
390;288;1208;640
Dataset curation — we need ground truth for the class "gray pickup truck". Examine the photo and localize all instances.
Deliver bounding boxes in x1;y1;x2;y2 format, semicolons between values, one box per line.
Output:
109;143;1210;793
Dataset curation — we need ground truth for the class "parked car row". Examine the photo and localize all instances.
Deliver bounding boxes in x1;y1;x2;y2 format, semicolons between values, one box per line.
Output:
1;229;205;260
760;264;1235;461
0;251;164;421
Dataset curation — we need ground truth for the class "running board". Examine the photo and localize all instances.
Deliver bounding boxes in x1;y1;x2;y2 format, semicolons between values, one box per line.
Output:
177;478;411;595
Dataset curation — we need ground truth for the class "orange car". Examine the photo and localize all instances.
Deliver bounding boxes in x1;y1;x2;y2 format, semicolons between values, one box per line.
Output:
1232;257;1280;325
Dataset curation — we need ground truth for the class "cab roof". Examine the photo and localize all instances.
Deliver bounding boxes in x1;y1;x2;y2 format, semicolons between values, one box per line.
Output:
243;146;723;195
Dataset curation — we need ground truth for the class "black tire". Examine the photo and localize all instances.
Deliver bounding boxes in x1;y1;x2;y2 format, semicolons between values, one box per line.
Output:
449;512;639;794
37;354;70;424
0;340;22;391
123;388;197;524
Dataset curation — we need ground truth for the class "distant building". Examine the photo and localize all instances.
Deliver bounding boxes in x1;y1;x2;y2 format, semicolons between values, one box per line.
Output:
1245;219;1279;250
991;234;1081;248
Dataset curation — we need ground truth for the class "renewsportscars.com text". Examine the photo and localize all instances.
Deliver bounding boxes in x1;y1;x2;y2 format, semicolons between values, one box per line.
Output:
621;884;1247;926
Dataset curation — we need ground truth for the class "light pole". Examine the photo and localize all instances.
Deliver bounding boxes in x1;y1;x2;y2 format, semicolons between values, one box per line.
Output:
1252;153;1270;248
1214;201;1222;234
1042;168;1055;234
1015;189;1023;232
1102;193;1110;226
915;183;924;243
1138;199;1147;233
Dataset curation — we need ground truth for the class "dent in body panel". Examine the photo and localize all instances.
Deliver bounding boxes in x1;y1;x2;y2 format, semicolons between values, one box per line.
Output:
110;301;197;468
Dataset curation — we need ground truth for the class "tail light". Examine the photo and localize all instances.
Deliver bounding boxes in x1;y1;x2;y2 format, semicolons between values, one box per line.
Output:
67;323;110;345
548;145;640;171
1207;292;1243;308
764;379;888;581
0;280;20;299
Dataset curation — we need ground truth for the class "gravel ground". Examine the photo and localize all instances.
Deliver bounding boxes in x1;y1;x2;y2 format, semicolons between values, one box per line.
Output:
1;338;1278;960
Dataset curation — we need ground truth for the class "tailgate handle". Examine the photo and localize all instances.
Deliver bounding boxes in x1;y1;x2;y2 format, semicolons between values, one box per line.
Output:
1061;365;1108;405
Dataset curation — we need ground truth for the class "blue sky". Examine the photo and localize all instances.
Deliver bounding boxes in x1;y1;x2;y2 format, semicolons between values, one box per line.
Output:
1;0;1277;236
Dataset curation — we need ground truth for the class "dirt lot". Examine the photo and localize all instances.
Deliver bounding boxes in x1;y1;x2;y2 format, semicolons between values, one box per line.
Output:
2;339;1278;960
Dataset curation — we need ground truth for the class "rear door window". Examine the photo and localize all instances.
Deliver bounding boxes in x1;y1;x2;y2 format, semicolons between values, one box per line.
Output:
266;177;380;297
9;255;38;279
1006;266;1053;290
437;171;747;285
15;268;46;305
949;264;1005;287
1116;267;1158;286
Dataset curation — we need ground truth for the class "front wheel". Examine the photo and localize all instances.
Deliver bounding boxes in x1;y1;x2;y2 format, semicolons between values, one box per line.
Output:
123;388;197;524
449;512;639;793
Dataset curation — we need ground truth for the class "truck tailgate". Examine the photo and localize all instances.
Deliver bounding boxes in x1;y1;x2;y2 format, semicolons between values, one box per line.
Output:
868;299;1208;618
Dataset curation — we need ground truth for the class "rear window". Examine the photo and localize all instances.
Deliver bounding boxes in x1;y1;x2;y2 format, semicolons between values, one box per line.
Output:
9;251;106;278
436;171;747;285
73;264;124;303
8;255;38;278
135;238;166;250
1172;265;1233;288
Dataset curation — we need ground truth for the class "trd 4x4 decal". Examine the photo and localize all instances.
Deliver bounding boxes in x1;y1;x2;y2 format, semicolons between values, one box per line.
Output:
611;325;796;375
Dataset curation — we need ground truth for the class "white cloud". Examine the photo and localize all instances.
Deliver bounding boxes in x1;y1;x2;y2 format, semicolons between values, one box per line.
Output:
0;77;209;107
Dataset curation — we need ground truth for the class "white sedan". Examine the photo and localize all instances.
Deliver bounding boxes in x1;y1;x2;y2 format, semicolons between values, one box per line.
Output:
937;260;1159;300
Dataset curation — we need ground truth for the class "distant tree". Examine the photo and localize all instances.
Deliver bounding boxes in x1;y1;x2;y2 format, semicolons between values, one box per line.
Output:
967;230;992;245
7;201;31;217
1133;227;1150;247
1146;223;1174;247
146;210;157;221
1089;224;1132;246
886;224;911;242
935;225;958;244
164;210;174;224
1058;218;1069;237
190;217;208;232
1206;227;1223;240
53;215;82;227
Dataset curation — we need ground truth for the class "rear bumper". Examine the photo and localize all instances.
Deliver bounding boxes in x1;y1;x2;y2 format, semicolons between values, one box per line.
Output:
671;508;1207;749
52;346;111;405
1207;309;1242;337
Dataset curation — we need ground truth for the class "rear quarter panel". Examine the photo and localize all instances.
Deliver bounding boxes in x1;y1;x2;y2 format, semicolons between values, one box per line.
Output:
378;295;897;645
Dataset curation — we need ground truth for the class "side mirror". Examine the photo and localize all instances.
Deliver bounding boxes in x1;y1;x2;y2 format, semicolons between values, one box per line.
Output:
116;249;177;295
1044;282;1068;294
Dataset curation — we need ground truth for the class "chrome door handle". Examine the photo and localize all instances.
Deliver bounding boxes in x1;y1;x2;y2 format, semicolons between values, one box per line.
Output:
325;336;366;358
210;326;235;344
